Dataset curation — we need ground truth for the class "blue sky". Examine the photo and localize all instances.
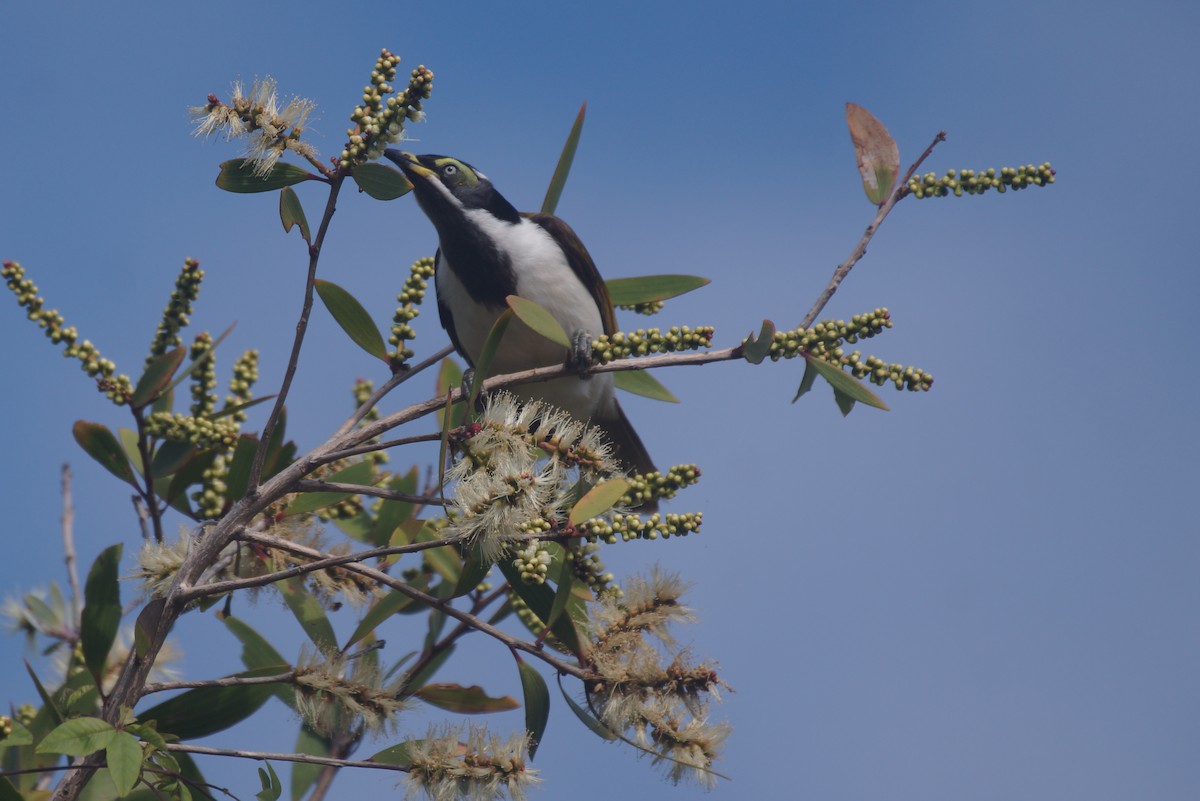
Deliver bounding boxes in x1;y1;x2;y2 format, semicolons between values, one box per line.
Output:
1;2;1197;800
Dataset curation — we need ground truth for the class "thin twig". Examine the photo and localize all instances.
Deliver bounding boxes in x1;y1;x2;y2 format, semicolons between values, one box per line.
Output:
61;464;81;618
293;479;445;505
133;409;165;543
321;432;443;463
142;672;295;696
800;130;947;329
337;344;455;435
164;743;408;773
248;173;347;493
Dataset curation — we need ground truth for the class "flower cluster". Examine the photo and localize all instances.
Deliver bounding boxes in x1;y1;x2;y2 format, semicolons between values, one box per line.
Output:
617;299;665;315
2;261;132;403
225;348;260;421
342;50;434;167
621;464;701;509
906;162;1055;198
445;393;621;560
580;511;703;544
190;77;318;176
585;569;729;787
842;351;934;390
136;534;198;599
146;259;204;365
146;411;240;450
592;325;715;364
293;649;406;736
390;256;436;365
189;332;218;415
405;724;540;801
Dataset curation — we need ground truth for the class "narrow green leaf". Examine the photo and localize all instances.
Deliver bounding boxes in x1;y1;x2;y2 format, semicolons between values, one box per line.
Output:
36;717;116;756
569;479;630;525
435;357;467;430
469;309;513;412
285;460;376;515
150;440;195;478
498;561;582;654
278;577;338;655
106;731;144;796
833;387;857;416
290;726;329;801
541;101;586;215
216;160;316;193
0;777;22;801
452;546;494;599
605;274;711;306
543;546;576;633
371;467;419;546
256;761;281;801
742;319;776;365
352;162;414;201
134;600;166;659
613;369;679;402
164;449;217;508
314;279;389;362
792;357;820;402
417;523;461;585
119;427;144;476
206;394;277;421
222;434;260;503
222;615;293;706
25;659;63;725
345;590;419;651
803;352;889;411
506;295;569;348
368;742;415;767
80;544;123;683
412;683;520;714
73;421;137;487
138;666;281;740
165;322;237;396
279;187;310;243
132;347;186;408
517;661;551;759
557;676;617;741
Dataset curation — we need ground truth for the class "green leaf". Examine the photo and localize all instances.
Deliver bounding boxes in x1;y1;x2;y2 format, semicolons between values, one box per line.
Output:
802;352;889;411
435;357;467;430
613;369;678;402
216;160;316;193
290;726;329;801
792;357;820;402
279;187;310;243
833;387;856;416
846;102;901;205
206;394;277;421
498;561;582;655
278;578;338;654
285;460;376;515
314;279;389;362
543;545;576;633
371;467;419;547
222;616;293;706
37;717;116;756
605;274;711;306
0;777;22;801
119;427;144;476
221;434;259;504
569;478;630;525
345;590;419;651
256;761;282;801
404;644;456;690
150;440;195;479
73;421;137;488
506;295;569;348
81;544;123;683
165;322;236;397
469;309;513;412
25;659;63;725
132;347;186;409
452;546;494;599
417;523;461;585
138;666;281;740
106;731;144;796
412;683;520;714
517;661;551;759
742;319;776;365
2;720;34;746
352;162;414;200
541;101;586;215
133;600;166;659
557;676;617;741
368;741;415;768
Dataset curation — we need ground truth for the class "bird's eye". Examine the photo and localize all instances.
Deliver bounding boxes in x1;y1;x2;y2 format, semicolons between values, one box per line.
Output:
443;164;458;177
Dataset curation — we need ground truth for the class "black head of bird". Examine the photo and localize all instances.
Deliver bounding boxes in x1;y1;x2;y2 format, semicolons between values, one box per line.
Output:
384;150;656;480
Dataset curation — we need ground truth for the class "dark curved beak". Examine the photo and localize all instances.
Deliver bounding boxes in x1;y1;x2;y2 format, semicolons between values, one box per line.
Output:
383;149;433;179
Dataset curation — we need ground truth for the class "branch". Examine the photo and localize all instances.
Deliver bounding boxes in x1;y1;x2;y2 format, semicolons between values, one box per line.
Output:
293;479;445;505
336;343;455;436
61;464;81;619
164;743;409;773
800;130;946;329
142;672;295;695
321;432;443;463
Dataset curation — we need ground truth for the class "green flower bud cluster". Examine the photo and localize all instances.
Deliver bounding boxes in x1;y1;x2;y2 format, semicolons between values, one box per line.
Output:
842;351;934;390
147;412;239;450
511;542;553;584
763;309;893;362
342;50;434;167
189;333;218;416
592;325;715;364
617;300;665;315
570;540;617;595
3;261;132;404
581;511;703;544
906;162;1055;199
0;715;12;740
225;349;259;421
193;455;227;519
622;464;701;508
146;259;204;364
16;705;35;726
390;256;436;364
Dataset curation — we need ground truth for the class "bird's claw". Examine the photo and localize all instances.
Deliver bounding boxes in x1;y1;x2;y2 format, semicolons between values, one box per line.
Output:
569;330;594;378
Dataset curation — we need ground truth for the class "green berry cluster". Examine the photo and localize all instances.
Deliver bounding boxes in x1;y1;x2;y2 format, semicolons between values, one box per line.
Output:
511;542;553;584
842;351;933;390
342;50;434;167
189;333;217;416
146;259;204;364
592;325;715;364
764;309;893;362
3;261;132;404
569;540;617;595
390;256;436;364
146;412;239;450
581;511;703;543
617;300;665;316
906;162;1055;199
226;349;259;421
193;455;228;519
622;464;701;508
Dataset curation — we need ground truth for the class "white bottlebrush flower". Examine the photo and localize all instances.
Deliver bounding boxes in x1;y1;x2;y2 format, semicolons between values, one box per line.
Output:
406;723;539;801
136;534;194;598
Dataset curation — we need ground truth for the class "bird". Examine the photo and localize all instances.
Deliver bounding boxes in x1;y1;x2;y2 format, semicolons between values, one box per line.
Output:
384;150;656;480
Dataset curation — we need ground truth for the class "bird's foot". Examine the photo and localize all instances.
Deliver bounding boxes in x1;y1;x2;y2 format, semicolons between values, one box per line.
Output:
569;330;595;379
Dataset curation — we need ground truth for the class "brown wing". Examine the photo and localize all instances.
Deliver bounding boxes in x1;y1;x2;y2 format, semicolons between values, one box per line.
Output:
525;212;617;336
